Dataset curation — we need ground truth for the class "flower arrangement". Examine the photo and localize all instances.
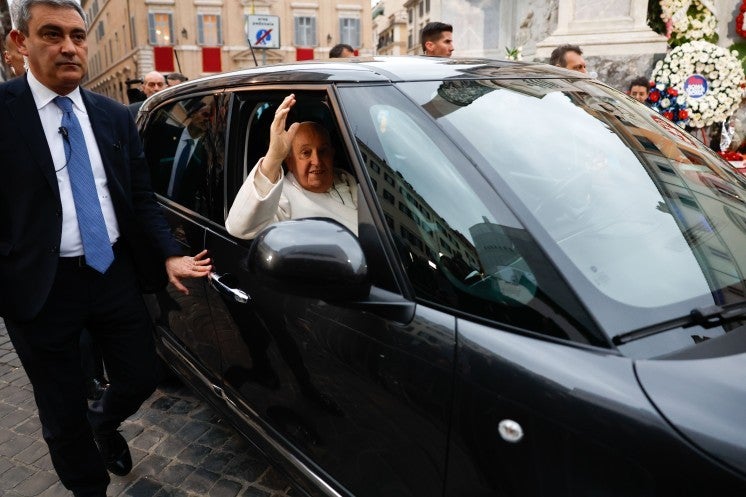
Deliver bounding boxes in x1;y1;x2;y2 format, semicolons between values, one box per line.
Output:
660;0;718;47
718;150;744;161
651;40;745;128
505;46;522;61
646;82;690;127
737;0;746;39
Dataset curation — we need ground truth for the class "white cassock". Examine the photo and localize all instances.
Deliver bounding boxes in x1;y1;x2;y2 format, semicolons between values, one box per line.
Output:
225;158;358;240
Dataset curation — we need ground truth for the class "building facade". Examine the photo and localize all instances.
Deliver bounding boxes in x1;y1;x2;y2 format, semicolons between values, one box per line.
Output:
372;0;408;56
82;0;372;103
371;0;740;91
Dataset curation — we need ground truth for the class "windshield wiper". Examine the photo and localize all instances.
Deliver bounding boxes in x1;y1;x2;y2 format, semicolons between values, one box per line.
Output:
612;302;746;345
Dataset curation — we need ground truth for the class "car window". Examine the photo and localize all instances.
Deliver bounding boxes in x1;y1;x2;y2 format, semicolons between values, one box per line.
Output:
226;90;351;214
340;85;604;345
395;77;746;349
143;94;227;223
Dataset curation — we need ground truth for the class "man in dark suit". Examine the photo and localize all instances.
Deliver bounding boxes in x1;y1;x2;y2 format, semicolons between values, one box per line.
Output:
0;1;211;496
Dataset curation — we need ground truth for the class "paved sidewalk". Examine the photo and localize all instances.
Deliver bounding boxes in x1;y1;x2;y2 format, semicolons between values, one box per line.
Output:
0;319;297;497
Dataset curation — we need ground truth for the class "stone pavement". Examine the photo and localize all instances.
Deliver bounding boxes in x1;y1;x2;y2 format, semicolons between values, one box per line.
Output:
0;319;298;497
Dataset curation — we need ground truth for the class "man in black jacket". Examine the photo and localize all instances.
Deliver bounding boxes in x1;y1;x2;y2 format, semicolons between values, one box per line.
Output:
0;1;211;496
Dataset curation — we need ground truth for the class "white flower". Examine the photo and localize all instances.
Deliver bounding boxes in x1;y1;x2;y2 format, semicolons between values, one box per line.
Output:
661;98;671;108
652;40;744;128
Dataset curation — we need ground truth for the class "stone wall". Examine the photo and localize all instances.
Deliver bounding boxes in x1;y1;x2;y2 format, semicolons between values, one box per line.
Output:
513;0;663;92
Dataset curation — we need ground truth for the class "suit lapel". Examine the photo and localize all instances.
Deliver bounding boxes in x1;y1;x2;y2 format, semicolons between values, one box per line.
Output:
81;89;128;208
82;90;115;177
6;77;60;198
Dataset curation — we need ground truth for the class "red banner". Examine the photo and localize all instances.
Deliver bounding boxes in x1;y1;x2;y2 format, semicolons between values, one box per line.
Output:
153;46;175;72
202;47;222;73
296;47;314;61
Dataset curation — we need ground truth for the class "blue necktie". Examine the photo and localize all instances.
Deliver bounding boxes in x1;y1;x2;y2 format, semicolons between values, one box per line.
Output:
170;138;193;198
54;96;114;273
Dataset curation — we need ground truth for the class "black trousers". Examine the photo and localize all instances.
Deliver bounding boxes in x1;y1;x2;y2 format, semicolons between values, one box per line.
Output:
5;246;159;497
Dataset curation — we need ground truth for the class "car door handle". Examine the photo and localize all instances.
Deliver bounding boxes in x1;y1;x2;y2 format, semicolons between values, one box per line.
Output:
209;272;250;304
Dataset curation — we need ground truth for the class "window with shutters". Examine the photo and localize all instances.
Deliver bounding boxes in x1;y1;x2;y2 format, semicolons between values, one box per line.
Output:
294;16;316;46
148;12;174;45
198;14;223;45
339;17;360;47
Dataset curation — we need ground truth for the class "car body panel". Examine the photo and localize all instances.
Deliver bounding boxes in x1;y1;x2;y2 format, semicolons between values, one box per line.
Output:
447;319;746;496
636;343;746;477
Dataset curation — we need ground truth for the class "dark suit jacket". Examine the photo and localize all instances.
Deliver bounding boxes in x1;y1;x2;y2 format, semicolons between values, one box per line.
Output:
0;75;183;322
128;100;144;120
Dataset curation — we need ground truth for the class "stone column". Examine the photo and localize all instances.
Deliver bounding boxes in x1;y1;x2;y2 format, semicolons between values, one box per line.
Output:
536;0;666;58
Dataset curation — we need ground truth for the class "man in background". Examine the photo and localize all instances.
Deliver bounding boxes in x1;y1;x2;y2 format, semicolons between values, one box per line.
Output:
628;76;651;104
3;31;26;77
421;21;454;57
128;70;166;117
330;43;354;58
550;44;587;73
165;72;188;86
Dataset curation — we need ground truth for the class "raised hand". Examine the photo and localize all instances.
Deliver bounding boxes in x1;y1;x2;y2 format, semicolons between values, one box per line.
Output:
261;94;300;182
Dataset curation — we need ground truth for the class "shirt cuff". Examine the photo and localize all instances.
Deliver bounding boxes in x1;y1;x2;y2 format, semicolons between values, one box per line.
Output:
254;158;283;197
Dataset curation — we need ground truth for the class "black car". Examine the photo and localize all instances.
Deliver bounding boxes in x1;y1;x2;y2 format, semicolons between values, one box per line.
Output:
137;56;746;496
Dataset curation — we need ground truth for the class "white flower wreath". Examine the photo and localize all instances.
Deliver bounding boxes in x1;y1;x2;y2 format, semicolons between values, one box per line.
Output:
651;40;744;128
660;0;718;47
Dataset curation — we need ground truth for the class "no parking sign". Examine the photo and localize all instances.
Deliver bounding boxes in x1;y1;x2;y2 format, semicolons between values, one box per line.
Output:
246;15;280;49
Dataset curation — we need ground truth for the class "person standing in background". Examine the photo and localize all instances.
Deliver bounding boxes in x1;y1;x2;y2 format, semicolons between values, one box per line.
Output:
330;43;354;58
128;70;166;118
421;22;454;57
165;72;188;86
550;44;588;74
3;31;26;76
628;76;651;104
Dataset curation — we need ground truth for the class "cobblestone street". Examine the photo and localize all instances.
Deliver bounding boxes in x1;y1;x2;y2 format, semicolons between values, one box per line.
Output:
0;319;297;497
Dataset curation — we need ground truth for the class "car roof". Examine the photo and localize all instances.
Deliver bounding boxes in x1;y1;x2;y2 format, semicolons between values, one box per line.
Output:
146;55;590;106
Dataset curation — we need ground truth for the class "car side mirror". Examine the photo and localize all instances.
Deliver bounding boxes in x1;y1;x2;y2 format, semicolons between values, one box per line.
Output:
248;218;370;301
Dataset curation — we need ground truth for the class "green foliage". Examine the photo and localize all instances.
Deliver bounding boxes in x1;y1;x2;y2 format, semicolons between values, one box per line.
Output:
729;41;746;74
648;0;666;36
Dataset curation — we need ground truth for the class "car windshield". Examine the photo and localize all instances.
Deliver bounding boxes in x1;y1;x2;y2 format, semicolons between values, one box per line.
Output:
398;77;746;340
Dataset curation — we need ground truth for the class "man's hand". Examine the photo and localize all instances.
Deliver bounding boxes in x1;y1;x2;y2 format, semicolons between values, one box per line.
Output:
166;249;212;295
261;94;300;181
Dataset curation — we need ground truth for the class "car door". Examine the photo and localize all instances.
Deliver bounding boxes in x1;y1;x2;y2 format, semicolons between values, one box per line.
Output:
141;92;228;388
204;87;455;497
333;84;667;496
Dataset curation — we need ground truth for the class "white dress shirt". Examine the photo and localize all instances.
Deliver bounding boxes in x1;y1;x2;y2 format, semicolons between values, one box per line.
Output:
27;70;120;257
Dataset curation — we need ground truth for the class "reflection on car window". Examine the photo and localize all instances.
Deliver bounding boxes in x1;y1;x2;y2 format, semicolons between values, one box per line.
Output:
143;94;226;222
341;86;604;345
396;77;746;341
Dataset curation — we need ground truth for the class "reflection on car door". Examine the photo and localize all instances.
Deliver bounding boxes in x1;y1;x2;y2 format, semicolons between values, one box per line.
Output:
204;232;455;497
142;94;227;393
146;206;223;388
